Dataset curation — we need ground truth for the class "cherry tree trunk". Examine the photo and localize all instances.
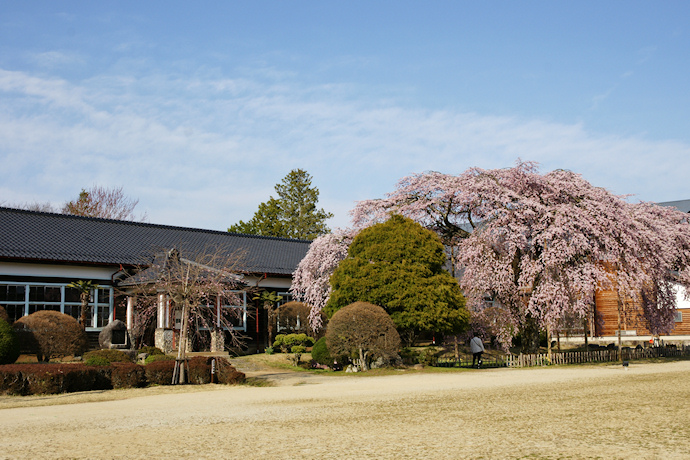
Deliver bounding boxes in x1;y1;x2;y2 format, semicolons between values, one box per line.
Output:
521;314;541;354
174;302;189;384
358;347;368;371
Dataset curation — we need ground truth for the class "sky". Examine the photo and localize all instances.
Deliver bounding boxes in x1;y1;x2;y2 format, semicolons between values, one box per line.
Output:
1;1;689;231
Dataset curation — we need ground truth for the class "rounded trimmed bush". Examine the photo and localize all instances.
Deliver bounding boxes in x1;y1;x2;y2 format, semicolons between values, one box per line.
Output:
0;318;20;365
277;301;325;335
13;311;88;362
311;337;333;366
326;302;400;370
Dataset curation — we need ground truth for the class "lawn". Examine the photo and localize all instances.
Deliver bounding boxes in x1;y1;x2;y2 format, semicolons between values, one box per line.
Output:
1;359;689;458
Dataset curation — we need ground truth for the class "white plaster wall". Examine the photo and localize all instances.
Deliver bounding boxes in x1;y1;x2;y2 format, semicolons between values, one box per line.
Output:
0;261;117;281
244;275;292;290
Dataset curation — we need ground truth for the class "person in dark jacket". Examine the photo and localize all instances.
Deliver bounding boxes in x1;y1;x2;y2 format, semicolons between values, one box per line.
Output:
470;334;485;368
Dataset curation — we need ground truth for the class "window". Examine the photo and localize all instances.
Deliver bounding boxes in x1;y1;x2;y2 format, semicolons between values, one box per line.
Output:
276;292;293;307
675;311;683;323
95;288;112;327
195;290;247;332
28;286;62;314
0;282;112;329
0;284;26;322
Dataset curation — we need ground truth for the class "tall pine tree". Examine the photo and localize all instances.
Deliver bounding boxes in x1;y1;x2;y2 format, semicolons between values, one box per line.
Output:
229;169;333;240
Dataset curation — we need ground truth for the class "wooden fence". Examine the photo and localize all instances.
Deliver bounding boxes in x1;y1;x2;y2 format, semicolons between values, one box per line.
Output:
434;345;690;369
506;345;690;368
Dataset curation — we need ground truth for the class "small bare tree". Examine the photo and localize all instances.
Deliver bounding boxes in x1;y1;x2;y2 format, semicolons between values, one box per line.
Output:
122;247;246;384
122;296;158;350
62;185;146;221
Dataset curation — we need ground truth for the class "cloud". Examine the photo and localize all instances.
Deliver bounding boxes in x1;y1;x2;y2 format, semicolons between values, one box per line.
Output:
29;51;85;69
1;67;689;231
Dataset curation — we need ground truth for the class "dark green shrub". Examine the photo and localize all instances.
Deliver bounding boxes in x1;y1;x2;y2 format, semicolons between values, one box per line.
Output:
187;356;212;384
0;318;20;365
311;337;333;366
110;362;146;389
137;346;164;356
0;305;10;323
13;311;88;362
144;359;175;385
144;353;175;365
215;357;245;385
84;349;133;366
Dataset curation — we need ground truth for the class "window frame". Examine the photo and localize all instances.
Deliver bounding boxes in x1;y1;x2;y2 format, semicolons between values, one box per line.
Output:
0;281;113;330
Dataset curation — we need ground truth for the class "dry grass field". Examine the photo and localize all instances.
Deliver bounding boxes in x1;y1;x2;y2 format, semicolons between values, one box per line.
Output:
1;359;689;459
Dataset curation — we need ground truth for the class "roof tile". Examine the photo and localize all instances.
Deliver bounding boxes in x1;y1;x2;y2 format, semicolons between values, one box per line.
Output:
0;207;310;275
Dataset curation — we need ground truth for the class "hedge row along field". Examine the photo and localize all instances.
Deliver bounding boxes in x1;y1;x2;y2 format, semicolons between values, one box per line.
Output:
0;356;244;396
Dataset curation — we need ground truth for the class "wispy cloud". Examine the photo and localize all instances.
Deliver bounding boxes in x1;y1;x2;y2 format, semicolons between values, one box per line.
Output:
637;46;657;65
1;67;688;230
29;51;85;69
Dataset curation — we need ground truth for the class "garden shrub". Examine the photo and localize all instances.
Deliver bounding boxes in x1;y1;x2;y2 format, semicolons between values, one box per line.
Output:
273;333;315;353
0;318;20;365
187;356;212;384
0;364;106;395
215;357;245;385
144;353;175;365
144;359;175;385
311;337;334;366
0;305;10;323
13;311;88;362
110;362;146;389
276;301;323;336
0;365;26;395
326;302;401;371
84;349;133;366
137;346;164;357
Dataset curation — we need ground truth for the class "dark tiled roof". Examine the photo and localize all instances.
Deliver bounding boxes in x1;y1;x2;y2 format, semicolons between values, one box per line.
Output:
0;207;311;275
658;199;690;214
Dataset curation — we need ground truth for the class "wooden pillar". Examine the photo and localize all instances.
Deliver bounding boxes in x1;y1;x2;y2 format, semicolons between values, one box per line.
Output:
157;293;166;329
126;296;135;331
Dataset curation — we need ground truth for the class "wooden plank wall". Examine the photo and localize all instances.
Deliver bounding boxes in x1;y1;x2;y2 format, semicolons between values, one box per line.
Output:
595;288;690;336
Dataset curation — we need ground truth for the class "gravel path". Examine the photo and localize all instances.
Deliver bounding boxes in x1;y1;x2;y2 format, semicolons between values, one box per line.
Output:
1;360;689;459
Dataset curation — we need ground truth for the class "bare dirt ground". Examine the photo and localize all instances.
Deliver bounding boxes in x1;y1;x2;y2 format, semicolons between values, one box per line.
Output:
1;360;690;459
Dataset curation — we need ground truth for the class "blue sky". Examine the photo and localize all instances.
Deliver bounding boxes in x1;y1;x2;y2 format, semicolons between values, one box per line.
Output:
1;2;689;231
